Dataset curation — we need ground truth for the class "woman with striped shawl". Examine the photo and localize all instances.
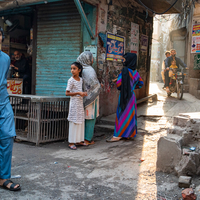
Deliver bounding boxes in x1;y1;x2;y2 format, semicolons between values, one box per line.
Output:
107;53;143;142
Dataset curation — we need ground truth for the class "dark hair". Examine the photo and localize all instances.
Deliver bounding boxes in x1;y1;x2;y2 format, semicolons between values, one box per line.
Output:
0;26;5;42
71;62;83;77
165;51;170;55
171;60;176;64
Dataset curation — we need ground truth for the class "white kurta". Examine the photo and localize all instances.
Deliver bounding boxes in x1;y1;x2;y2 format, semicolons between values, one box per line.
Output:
66;77;85;143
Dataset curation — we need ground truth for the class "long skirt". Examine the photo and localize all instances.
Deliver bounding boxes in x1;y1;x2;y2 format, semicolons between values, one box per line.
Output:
114;92;137;138
68;121;84;143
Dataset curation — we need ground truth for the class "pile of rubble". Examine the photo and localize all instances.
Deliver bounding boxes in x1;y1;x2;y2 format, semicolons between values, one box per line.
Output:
157;112;200;176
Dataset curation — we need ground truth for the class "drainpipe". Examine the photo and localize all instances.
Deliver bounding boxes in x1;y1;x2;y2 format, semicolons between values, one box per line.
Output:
74;0;95;39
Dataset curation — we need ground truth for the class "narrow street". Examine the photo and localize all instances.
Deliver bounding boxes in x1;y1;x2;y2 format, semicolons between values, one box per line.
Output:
1;82;200;200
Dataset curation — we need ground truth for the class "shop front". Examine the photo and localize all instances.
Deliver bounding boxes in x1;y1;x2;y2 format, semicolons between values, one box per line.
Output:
0;8;33;95
0;0;97;144
0;0;97;96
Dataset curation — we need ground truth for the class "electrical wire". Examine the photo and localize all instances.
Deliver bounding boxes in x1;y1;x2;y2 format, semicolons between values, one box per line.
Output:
137;0;179;15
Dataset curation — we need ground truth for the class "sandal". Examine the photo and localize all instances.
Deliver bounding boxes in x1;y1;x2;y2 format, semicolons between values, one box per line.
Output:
1;180;21;191
106;137;122;142
84;140;95;145
76;142;88;146
69;145;77;150
87;141;95;145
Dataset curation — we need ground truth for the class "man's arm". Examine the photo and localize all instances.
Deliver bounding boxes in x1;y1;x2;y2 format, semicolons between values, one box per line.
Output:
17;59;27;74
177;57;187;69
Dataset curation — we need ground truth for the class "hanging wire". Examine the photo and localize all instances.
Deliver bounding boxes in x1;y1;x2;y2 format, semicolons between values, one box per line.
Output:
137;0;179;15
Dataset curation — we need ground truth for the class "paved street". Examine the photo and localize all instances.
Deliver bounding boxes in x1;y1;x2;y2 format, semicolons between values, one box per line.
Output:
2;82;200;200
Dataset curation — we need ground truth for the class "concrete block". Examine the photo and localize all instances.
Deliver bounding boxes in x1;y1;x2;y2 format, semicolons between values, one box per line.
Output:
157;136;182;173
182;131;192;146
181;188;196;200
175;155;197;177
179;176;192;188
189;78;200;98
173;116;189;127
167;125;185;136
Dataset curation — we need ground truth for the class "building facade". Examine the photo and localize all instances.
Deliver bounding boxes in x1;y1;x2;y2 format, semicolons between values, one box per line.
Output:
0;0;182;116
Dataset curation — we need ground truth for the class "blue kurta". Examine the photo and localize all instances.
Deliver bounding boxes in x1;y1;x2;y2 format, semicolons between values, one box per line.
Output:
0;50;16;140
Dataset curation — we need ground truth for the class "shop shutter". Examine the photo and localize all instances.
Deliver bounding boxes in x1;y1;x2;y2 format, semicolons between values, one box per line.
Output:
36;0;81;96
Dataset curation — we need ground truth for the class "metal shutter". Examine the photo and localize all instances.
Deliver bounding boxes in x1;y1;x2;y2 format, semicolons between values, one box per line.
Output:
36;0;81;96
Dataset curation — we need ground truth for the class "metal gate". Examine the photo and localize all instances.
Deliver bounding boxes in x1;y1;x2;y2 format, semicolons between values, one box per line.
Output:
36;0;81;96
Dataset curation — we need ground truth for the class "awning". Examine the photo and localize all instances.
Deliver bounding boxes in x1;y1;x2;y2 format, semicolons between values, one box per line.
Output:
0;0;99;12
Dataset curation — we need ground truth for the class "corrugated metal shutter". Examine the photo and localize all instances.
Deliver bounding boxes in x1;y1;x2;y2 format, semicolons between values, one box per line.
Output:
36;0;81;96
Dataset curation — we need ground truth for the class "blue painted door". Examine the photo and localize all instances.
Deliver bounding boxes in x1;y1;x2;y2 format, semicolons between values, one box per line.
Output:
36;0;81;96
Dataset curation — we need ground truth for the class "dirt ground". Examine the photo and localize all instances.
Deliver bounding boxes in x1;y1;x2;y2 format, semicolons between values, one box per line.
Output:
1;82;200;200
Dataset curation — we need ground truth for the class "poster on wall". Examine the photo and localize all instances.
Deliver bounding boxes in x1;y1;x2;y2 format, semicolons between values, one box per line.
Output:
106;33;125;61
84;46;97;61
191;24;200;53
140;34;148;52
130;23;139;55
7;79;23;94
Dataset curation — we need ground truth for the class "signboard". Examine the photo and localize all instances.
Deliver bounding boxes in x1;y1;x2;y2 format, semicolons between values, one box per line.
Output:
7;79;23;94
140;34;148;52
194;54;200;70
191;24;200;53
106;33;125;61
130;23;139;55
84;46;97;61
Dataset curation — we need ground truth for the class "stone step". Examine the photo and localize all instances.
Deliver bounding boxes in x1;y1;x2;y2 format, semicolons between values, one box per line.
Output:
173;116;189;127
100;117;115;126
168;125;185;136
95;124;115;132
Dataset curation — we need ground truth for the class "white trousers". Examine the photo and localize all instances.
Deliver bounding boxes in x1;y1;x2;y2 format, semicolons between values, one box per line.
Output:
68;121;85;143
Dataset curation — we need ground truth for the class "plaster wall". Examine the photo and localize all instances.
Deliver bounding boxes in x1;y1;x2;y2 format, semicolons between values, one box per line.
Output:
97;0;153;116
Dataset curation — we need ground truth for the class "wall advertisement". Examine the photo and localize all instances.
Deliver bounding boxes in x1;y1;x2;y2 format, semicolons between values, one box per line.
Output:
106;33;125;61
140;34;148;53
191;24;200;53
7;79;23;94
130;23;139;55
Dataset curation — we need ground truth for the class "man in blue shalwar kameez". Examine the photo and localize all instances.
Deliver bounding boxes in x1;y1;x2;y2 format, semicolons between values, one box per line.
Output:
0;27;21;191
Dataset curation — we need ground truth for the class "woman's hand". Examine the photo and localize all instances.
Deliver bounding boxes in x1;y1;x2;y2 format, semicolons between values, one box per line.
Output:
79;92;87;97
112;78;117;83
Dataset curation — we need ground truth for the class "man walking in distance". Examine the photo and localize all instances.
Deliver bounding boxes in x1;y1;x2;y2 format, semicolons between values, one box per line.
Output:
0;27;21;191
